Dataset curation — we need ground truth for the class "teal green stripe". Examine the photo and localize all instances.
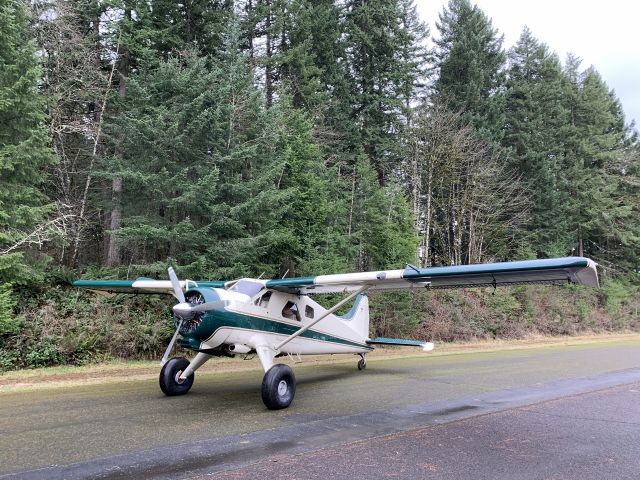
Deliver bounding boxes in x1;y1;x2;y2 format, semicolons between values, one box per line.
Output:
72;280;139;293
265;276;316;288
194;281;226;288
189;309;372;351
402;257;589;280
367;337;425;347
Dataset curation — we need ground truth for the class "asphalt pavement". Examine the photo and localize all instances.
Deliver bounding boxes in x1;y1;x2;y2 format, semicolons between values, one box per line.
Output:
1;338;639;479
219;381;640;480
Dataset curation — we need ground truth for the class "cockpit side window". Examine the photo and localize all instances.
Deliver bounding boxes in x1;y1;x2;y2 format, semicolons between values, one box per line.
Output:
305;305;314;319
255;291;272;307
282;301;301;321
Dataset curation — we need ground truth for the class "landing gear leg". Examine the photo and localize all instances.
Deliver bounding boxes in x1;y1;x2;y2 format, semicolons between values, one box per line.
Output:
254;343;296;409
261;364;296;409
357;353;367;370
159;352;211;396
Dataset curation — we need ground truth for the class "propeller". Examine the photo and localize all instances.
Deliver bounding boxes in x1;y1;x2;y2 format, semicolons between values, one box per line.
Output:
162;266;191;366
161;266;226;366
168;266;186;303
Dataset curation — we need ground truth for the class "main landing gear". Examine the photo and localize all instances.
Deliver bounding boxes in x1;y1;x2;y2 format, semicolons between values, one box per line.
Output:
160;350;297;410
261;364;296;409
357;353;367;370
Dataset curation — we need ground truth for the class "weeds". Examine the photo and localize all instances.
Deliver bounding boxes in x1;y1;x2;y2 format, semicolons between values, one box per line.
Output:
0;278;638;372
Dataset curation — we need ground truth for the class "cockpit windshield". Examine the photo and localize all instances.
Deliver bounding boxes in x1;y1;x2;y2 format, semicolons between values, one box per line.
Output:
228;279;264;297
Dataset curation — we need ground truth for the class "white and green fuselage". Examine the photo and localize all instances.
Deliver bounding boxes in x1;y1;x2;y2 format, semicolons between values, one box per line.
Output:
178;285;374;357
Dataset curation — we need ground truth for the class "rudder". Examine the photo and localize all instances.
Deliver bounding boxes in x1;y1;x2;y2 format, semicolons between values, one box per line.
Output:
339;293;370;339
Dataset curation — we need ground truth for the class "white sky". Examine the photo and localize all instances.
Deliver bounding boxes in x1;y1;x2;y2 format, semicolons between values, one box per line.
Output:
416;0;640;128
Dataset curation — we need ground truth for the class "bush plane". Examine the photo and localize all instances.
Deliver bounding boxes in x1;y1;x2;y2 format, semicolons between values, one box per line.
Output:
74;256;598;409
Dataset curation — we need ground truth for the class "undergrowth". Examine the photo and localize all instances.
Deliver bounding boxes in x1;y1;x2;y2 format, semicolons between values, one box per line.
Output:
1;278;638;371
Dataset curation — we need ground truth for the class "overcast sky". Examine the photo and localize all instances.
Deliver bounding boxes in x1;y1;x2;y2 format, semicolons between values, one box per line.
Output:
416;0;640;128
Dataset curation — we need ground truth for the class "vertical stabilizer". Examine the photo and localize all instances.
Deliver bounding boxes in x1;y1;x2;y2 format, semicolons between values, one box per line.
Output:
339;293;370;339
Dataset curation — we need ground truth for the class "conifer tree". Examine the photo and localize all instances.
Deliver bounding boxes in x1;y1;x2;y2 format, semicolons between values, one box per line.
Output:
503;28;570;256
560;60;638;266
433;0;505;143
345;0;429;184
0;0;56;284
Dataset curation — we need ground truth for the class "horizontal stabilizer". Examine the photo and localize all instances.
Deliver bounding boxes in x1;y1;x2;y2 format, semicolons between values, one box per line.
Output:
367;337;434;351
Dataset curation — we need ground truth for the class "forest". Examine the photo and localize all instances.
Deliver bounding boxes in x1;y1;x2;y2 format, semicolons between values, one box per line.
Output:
1;0;639;370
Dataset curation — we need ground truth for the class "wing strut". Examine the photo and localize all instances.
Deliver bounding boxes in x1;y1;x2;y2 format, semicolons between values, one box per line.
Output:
274;285;369;351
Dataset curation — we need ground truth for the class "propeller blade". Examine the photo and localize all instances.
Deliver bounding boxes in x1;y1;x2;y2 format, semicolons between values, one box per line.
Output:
160;319;183;366
167;266;186;304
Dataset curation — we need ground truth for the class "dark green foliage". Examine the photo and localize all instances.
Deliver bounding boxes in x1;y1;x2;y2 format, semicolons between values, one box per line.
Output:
0;283;22;336
503;29;571;256
0;286;175;370
101;42;289;277
345;0;430;183
0;0;56;284
559;61;638;270
434;0;505;143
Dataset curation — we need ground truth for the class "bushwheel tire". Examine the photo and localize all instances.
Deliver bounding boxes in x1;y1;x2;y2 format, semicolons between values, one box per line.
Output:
261;364;296;410
159;357;194;396
357;358;366;370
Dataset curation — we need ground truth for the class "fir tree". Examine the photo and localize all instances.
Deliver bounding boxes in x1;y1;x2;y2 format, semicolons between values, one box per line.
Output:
560;59;638;267
0;0;56;284
433;0;505;143
345;0;429;184
503;28;570;256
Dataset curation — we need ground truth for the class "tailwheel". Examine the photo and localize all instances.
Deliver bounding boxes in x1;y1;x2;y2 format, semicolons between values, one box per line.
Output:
160;357;194;396
261;364;296;410
357;353;367;370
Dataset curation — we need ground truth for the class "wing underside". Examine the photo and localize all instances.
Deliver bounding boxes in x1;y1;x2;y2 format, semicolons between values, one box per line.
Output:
74;257;598;296
265;257;599;294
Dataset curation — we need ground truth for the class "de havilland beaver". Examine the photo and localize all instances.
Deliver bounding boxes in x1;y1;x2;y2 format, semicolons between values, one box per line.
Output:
74;257;598;409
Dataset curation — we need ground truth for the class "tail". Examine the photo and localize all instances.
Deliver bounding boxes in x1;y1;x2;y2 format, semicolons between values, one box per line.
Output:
339;293;370;339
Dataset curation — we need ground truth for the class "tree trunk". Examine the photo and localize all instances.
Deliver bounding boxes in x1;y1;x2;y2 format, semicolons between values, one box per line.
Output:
106;177;122;266
264;0;273;108
104;7;130;266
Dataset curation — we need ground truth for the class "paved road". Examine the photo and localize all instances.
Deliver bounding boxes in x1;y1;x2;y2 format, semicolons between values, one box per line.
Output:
1;338;639;479
220;381;640;480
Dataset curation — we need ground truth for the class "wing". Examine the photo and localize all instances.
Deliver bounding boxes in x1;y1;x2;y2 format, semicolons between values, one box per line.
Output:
266;257;599;294
72;278;226;295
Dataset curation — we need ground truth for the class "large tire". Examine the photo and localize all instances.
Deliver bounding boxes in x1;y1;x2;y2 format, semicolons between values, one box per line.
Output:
261;364;296;410
357;357;366;370
159;357;194;396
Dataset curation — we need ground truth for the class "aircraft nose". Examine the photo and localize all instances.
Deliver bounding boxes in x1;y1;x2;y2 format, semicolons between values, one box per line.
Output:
172;302;193;318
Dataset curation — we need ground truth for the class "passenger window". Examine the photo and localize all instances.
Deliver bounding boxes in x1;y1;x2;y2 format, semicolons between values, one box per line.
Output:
255;291;272;308
282;301;301;321
305;305;314;319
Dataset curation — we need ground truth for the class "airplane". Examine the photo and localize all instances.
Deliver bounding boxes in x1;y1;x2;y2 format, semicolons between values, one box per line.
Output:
73;256;598;409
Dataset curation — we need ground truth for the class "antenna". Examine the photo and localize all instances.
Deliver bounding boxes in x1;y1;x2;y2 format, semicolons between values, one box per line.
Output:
281;269;289;279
